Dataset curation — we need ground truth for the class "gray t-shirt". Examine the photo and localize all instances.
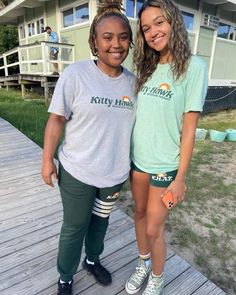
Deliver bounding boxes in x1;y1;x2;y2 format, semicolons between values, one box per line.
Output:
48;60;136;187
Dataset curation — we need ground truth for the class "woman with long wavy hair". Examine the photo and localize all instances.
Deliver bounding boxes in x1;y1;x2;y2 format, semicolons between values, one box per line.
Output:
125;1;208;294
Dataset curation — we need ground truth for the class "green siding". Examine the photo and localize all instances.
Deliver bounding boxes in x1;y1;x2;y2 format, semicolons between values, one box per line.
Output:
123;20;136;71
25;6;44;22
25;8;34;22
202;3;217;16
197;27;214;67
34;6;44;19
211;39;236;79
61;26;91;61
45;0;57;31
220;10;235;22
27;35;45;43
19;40;27;45
59;0;69;8
188;32;195;51
18;16;24;23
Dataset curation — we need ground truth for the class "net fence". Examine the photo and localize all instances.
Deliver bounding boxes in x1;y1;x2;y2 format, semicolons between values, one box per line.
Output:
203;86;236;114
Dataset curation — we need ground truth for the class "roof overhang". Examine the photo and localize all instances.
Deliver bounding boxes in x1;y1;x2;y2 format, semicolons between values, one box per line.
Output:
0;0;50;25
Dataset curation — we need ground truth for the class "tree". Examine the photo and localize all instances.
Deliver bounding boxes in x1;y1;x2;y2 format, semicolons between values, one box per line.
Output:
0;25;19;55
0;25;19;75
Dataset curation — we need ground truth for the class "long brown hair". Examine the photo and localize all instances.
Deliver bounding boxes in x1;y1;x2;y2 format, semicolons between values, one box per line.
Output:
134;0;191;93
88;0;133;56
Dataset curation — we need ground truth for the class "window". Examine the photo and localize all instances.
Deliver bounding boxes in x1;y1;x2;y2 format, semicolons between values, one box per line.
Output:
126;0;135;18
218;22;236;41
28;23;34;37
125;0;145;18
75;4;89;24
37;18;45;34
63;3;89;28
63;8;74;27
181;11;194;31
26;18;44;37
136;0;145;17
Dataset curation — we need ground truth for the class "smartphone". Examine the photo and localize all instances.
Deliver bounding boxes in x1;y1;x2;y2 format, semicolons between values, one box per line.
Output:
161;190;174;209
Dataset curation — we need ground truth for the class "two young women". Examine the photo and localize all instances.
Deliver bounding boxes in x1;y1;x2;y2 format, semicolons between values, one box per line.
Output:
126;1;208;295
41;1;135;295
42;0;208;295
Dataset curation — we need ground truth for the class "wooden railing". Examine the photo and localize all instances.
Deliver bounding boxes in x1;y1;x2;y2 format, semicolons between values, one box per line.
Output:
0;41;75;76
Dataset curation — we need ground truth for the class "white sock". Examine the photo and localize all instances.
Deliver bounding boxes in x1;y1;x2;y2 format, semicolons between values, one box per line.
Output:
151;271;163;278
86;258;95;265
60;279;72;284
140;253;151;268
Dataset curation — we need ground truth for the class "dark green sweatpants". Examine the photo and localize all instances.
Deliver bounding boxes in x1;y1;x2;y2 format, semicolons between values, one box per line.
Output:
57;163;124;282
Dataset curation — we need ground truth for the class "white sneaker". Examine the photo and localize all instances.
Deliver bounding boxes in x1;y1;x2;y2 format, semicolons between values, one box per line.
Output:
125;258;151;294
142;272;164;295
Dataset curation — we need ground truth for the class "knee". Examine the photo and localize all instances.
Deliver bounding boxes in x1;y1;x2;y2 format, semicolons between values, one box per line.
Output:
146;225;164;243
60;223;86;241
135;206;146;220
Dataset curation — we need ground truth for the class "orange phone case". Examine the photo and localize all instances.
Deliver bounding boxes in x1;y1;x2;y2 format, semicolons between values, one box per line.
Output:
162;191;174;209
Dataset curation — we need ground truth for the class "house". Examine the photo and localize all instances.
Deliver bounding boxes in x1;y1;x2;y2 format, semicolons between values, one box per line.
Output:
0;0;236;108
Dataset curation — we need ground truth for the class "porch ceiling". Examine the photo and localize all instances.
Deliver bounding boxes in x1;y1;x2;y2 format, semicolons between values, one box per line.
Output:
204;0;236;11
0;0;50;24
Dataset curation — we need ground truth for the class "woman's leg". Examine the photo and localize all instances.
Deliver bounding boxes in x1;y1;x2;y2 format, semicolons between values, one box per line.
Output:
85;182;124;262
125;170;150;294
83;182;124;286
57;164;96;282
130;170;150;255
146;186;168;275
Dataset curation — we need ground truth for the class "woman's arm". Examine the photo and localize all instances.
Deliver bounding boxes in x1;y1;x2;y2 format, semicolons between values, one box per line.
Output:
41;113;66;187
168;111;200;205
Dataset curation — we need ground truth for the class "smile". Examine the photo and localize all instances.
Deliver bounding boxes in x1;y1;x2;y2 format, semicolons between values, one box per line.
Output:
153;35;164;45
109;52;123;57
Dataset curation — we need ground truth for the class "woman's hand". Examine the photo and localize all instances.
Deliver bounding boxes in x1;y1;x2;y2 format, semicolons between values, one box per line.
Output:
41;159;58;187
166;178;186;207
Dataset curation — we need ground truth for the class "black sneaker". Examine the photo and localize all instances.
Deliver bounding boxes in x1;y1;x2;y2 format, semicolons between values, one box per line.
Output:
57;279;73;295
82;257;112;286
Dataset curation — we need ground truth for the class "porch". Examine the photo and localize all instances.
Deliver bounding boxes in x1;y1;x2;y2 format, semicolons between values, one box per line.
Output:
0;41;74;101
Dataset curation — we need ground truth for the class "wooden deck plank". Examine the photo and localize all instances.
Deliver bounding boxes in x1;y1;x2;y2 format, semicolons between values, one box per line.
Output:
0;211;133;293
0;224;136;294
0;117;226;295
191;280;227;295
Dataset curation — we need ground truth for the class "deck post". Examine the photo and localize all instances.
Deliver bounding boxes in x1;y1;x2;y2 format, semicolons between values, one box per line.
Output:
44;77;49;105
3;54;8;77
21;82;26;99
41;42;48;75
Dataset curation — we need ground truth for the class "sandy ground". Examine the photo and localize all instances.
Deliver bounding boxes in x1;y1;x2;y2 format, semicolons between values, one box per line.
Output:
116;142;236;295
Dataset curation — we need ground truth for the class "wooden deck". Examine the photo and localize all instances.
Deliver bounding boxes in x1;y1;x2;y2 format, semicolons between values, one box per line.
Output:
0;117;226;295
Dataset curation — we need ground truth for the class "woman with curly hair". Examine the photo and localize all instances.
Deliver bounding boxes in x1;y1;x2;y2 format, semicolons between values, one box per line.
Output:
125;1;208;294
41;1;135;294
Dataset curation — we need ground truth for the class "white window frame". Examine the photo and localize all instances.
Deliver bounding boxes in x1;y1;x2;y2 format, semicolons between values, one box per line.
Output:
177;4;197;33
26;17;45;38
217;19;236;41
61;0;89;29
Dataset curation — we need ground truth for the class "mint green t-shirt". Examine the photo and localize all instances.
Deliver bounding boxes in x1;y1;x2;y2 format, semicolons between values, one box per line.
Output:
131;55;208;173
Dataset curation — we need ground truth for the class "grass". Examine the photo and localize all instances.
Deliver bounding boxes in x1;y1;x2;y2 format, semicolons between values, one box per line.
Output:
0;88;49;147
1;88;236;294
